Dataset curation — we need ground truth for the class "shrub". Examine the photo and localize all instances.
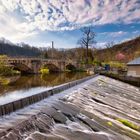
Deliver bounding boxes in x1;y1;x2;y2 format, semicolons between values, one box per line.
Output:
102;61;126;69
0;78;10;85
40;68;49;75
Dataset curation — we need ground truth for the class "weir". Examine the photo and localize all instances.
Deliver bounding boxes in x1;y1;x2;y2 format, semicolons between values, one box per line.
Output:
0;75;96;116
0;75;140;140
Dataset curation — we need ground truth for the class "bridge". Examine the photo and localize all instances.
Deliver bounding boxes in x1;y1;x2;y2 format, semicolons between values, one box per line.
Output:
3;58;81;74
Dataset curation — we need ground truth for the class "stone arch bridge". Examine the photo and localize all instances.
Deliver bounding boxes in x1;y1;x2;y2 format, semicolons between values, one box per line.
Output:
4;58;81;74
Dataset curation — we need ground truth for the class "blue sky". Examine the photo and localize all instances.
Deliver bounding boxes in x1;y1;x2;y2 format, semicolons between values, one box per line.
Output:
0;0;140;48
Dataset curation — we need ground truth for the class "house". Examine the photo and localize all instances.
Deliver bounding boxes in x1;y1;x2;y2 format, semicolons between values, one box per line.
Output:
127;57;140;77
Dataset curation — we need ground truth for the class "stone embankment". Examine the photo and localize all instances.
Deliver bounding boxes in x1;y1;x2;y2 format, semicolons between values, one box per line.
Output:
0;75;140;140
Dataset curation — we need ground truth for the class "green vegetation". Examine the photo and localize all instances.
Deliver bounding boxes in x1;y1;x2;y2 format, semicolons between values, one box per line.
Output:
0;55;20;76
40;67;49;75
102;61;126;69
0;66;20;76
93;59;102;66
0;77;10;85
107;121;113;126
65;69;72;72
76;68;86;72
117;118;140;131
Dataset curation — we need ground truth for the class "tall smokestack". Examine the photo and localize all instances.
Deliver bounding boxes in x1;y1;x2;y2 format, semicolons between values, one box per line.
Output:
52;41;54;49
51;41;54;59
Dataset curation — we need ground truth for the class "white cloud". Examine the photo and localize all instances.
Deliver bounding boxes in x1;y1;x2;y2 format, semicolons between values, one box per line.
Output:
0;0;19;12
133;30;140;34
100;31;127;37
96;42;107;48
0;11;38;42
0;0;140;42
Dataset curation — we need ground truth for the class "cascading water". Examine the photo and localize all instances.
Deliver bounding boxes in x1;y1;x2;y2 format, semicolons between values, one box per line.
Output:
0;75;140;140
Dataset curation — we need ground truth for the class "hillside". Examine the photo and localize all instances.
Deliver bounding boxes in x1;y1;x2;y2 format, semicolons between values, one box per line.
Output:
0;39;42;57
94;36;140;63
1;36;140;62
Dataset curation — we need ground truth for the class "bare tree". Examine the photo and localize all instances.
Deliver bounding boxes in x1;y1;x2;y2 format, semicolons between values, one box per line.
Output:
104;41;114;61
105;41;114;48
78;27;96;64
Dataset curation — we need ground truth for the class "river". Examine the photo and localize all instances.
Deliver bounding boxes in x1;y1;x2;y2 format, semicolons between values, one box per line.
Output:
0;72;89;105
1;75;140;140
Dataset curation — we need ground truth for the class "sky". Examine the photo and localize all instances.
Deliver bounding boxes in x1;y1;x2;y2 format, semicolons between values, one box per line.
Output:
0;0;140;48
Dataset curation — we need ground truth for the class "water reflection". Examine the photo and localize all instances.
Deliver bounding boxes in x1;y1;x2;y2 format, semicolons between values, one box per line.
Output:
0;87;49;105
0;73;89;104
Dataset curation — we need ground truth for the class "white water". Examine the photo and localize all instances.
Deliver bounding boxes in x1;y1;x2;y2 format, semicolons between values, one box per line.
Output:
0;76;140;140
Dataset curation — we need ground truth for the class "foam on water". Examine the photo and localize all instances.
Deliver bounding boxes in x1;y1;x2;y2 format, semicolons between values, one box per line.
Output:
0;75;140;140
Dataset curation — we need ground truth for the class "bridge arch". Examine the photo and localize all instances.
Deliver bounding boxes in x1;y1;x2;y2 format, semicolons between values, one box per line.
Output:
43;63;60;72
66;63;77;71
4;58;81;74
11;63;34;74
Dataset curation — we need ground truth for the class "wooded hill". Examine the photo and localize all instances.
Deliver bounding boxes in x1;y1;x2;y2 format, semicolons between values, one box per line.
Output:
0;36;140;63
94;36;140;63
0;40;42;57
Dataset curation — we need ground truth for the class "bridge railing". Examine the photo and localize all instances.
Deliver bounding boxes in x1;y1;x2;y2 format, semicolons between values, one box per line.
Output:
0;58;76;64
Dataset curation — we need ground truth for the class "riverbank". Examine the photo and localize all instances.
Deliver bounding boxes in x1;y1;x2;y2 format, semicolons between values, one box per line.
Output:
0;75;20;85
0;75;140;140
100;72;140;87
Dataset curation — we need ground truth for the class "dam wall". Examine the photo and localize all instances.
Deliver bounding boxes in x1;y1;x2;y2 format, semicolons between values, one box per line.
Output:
0;75;96;116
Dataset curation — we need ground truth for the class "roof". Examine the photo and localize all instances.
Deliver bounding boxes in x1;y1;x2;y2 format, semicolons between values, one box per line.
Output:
127;57;140;65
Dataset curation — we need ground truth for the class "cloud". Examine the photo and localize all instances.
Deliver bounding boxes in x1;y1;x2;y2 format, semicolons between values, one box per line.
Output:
0;10;38;42
132;30;140;34
100;31;128;37
96;42;107;48
0;0;140;42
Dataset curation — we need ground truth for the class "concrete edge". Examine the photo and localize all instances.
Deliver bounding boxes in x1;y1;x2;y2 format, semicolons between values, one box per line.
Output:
0;74;97;116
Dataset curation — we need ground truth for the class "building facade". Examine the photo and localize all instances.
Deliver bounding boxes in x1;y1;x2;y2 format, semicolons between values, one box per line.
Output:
127;57;140;77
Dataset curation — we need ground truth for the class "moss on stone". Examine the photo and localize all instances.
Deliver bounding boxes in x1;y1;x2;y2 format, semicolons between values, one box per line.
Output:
117;118;140;131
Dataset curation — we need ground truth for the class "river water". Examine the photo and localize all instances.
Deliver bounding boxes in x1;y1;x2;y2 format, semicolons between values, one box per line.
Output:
1;75;140;140
0;72;89;105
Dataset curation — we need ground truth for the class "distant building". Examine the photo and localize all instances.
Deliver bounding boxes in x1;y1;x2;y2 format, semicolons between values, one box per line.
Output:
127;57;140;77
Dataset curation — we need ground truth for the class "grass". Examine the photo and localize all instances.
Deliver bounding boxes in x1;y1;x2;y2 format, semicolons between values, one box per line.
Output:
117;118;140;131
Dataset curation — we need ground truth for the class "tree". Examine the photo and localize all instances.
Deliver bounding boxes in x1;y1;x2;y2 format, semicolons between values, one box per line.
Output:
78;27;96;65
105;41;114;48
134;51;140;58
115;52;125;62
44;51;49;59
104;41;114;61
0;55;15;76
